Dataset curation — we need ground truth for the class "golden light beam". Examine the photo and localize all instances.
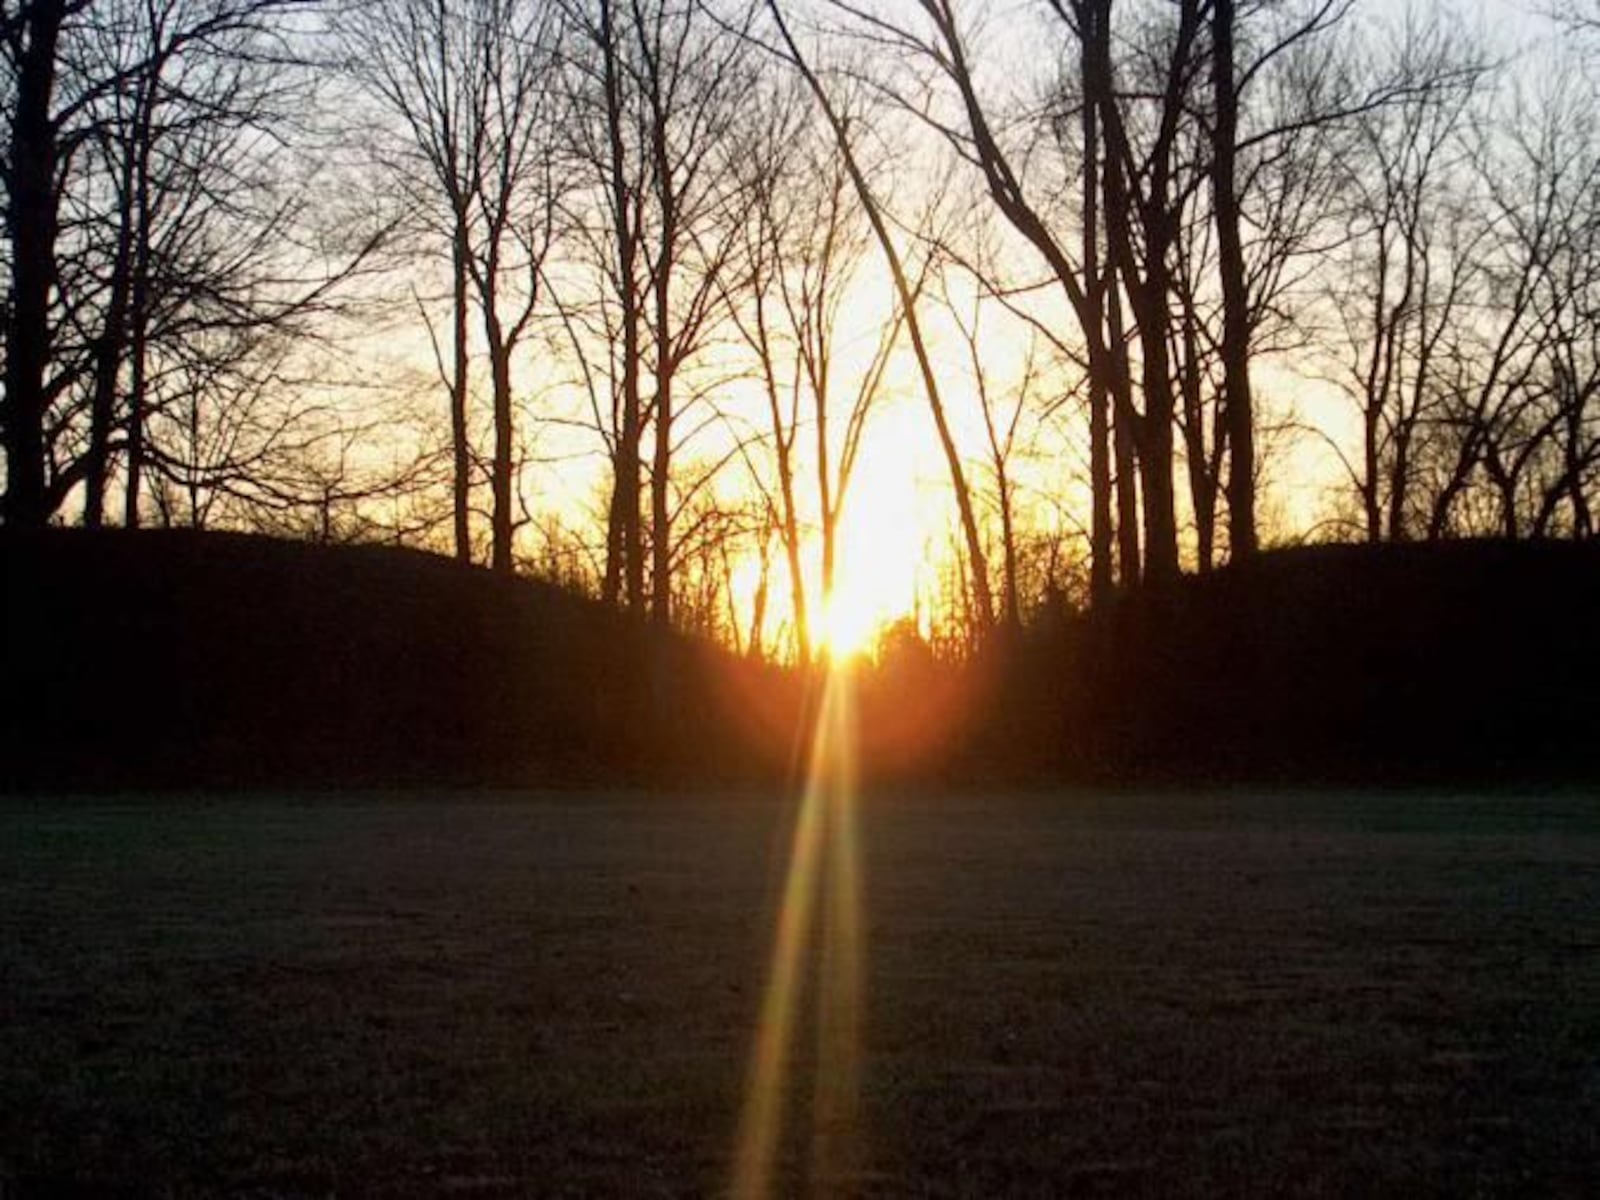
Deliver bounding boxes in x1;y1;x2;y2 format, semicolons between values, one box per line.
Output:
812;667;862;1193
732;659;864;1200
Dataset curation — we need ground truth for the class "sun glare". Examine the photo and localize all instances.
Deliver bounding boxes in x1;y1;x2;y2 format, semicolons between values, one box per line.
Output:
827;421;940;654
726;394;950;662
816;591;881;660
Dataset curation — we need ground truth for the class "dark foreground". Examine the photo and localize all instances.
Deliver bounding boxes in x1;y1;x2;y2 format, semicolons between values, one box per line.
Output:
3;791;1598;1196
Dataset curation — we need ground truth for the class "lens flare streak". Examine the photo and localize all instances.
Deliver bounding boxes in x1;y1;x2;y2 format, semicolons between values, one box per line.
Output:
733;662;863;1198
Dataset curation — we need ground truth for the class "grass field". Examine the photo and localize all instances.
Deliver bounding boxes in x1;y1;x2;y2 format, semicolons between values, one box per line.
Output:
3;790;1598;1196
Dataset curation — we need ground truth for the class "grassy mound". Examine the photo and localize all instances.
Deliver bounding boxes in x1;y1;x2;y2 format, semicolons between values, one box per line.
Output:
6;530;1595;789
969;539;1600;784
3;529;797;790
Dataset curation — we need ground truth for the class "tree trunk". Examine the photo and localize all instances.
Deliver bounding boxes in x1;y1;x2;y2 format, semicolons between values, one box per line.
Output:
1108;285;1141;587
603;471;625;603
1211;0;1256;560
85;130;140;528
450;218;472;562
1088;0;1180;584
599;0;644;612
3;0;65;528
122;300;150;527
997;464;1020;629
649;207;676;626
1133;296;1180;583
1105;156;1180;583
122;163;155;529
1179;305;1216;571
760;315;810;664
1363;399;1381;542
485;302;514;575
650;362;672;625
1082;34;1113;609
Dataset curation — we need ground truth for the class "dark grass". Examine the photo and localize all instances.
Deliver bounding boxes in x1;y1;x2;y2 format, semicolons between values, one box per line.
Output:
3;790;1598;1196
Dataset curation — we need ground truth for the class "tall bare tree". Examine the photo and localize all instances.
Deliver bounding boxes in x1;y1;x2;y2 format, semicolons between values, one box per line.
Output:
5;0;378;528
761;0;996;634
3;0;84;526
347;0;563;574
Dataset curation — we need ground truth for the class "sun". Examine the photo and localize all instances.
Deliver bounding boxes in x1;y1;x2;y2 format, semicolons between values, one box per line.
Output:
725;398;956;663
820;401;946;655
816;589;884;660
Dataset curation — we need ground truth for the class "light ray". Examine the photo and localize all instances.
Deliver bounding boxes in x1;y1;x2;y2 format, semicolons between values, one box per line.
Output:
732;658;864;1199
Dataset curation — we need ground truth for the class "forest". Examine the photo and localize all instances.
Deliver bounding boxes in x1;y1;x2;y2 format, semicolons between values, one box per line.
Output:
4;0;1599;657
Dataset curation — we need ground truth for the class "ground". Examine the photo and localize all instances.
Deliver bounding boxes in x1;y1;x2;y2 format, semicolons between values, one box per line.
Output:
2;790;1597;1196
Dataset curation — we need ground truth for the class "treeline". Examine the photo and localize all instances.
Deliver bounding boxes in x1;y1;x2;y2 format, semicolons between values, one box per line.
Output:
4;0;1598;657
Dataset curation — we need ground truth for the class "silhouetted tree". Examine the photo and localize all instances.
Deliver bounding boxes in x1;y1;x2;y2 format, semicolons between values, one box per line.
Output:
728;77;908;662
355;0;565;574
3;0;83;526
4;0;381;528
761;0;996;634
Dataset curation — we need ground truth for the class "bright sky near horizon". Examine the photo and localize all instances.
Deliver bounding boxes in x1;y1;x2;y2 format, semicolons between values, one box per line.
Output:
331;0;1590;660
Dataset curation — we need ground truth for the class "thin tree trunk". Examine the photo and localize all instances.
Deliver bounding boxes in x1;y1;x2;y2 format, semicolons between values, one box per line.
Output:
619;343;644;611
485;303;514;575
122;158;155;529
997;464;1019;629
815;324;836;612
122;303;150;527
85;135;139;528
1108;283;1141;587
599;0;644;612
1211;0;1256;559
450;220;472;562
650;351;672;625
603;474;625;603
1082;28;1113;608
1363;395;1381;541
1179;305;1215;571
649;208;676;625
757;309;810;664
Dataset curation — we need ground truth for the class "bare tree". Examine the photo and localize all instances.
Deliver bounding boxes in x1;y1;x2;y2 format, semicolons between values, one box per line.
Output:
1427;62;1600;538
1210;0;1255;557
3;0;85;526
343;0;487;562
4;0;382;528
347;0;563;575
1323;14;1487;540
633;0;760;626
936;258;1050;628
557;0;649;609
761;0;996;634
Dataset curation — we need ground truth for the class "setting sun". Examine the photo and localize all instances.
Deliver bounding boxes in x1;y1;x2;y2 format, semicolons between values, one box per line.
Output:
821;402;942;657
815;591;878;659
